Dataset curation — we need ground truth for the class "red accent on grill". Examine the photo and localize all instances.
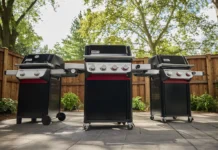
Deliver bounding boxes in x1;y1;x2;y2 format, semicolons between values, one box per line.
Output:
163;79;189;84
20;79;47;84
87;74;130;80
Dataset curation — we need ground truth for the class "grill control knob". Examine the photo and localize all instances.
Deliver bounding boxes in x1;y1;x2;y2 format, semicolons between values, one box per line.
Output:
186;72;191;77
100;65;106;71
122;65;129;71
71;69;76;74
176;72;182;76
20;72;25;76
111;65;118;71
34;71;40;76
89;65;95;71
166;71;172;76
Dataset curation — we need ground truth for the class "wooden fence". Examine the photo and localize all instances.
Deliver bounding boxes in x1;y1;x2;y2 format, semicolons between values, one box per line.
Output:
1;48;218;103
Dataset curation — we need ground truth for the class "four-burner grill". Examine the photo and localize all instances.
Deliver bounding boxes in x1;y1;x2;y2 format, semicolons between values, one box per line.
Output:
148;55;203;123
83;45;157;130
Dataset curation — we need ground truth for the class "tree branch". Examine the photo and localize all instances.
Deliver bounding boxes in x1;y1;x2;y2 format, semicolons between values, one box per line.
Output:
154;0;177;46
16;0;38;26
131;0;153;47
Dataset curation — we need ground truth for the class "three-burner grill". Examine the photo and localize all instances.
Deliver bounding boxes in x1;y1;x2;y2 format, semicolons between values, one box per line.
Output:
5;54;81;125
148;55;203;123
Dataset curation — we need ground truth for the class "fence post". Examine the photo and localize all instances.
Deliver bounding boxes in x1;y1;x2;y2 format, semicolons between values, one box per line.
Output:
144;57;150;102
2;48;8;98
206;54;214;96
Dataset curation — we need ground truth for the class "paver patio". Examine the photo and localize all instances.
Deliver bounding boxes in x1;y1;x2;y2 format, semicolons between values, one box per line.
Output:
0;112;218;150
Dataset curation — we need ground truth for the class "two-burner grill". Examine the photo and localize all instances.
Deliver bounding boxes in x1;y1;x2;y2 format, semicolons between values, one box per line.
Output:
147;55;203;123
5;54;81;125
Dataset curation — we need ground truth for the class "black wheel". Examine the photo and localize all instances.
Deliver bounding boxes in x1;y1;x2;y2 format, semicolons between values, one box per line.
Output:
173;116;177;120
122;122;126;125
188;117;193;123
42;116;51;125
17;118;22;124
150;116;154;120
117;122;121;125
57;112;66;121
31;118;37;123
162;118;167;123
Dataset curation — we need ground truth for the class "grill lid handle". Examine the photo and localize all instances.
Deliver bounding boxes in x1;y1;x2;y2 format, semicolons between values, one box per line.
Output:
157;63;194;68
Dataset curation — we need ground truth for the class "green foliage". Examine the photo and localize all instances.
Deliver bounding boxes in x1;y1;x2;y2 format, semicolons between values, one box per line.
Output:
81;0;217;56
0;98;17;114
190;94;218;112
132;96;146;111
61;92;81;111
0;0;58;53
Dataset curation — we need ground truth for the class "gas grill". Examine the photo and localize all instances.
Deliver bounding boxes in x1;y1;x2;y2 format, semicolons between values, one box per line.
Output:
147;55;203;123
82;45;157;130
5;54;82;125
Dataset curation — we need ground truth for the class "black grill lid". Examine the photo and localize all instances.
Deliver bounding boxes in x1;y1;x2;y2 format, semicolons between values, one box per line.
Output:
148;55;193;69
18;54;64;69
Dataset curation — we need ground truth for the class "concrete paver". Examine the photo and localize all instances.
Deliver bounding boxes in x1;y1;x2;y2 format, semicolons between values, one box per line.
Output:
0;112;218;150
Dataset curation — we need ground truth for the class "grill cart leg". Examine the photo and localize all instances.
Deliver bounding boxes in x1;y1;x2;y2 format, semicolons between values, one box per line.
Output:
188;116;194;123
42;115;51;125
16;117;22;124
56;112;66;121
31;118;37;123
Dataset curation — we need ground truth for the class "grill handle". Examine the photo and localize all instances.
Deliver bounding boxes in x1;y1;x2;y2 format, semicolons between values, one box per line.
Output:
83;55;134;59
157;63;194;68
15;63;55;68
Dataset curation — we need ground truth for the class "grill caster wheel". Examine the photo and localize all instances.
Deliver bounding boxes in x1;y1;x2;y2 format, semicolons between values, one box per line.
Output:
162;117;167;123
188;117;193;123
173;116;177;120
127;123;133;130
42;116;51;125
150;116;154;120
57;112;66;121
83;123;90;131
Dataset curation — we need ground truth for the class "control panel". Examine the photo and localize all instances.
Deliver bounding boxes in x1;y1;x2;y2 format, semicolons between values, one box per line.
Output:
16;69;47;79
163;69;193;79
86;62;132;74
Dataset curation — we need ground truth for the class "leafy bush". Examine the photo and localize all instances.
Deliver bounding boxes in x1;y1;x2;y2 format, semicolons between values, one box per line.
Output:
61;92;81;111
0;98;17;114
190;94;218;112
132;96;146;111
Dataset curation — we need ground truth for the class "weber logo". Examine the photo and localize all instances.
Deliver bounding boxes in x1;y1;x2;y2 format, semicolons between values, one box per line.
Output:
35;55;39;58
91;50;100;54
163;59;170;62
25;58;32;62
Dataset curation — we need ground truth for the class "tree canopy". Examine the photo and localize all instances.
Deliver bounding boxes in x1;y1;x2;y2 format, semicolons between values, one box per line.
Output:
79;0;218;56
0;0;57;54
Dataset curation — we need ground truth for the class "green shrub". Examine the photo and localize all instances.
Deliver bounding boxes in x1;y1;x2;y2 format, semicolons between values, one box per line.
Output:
190;93;218;112
132;96;146;111
0;98;17;114
61;92;81;111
